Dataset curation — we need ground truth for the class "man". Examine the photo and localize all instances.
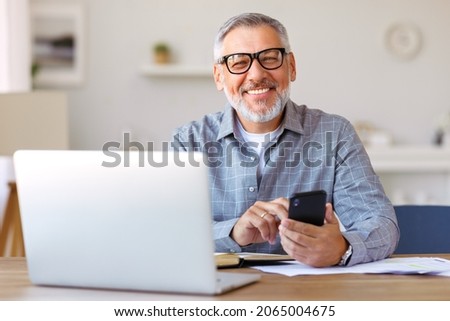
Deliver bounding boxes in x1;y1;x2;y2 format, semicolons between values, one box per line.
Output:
172;13;399;267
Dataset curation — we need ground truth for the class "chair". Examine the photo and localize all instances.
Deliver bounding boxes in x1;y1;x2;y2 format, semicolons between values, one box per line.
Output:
0;182;24;256
0;91;69;256
394;205;450;254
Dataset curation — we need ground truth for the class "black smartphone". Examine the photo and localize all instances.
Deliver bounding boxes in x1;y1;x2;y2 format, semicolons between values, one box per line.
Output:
288;190;327;226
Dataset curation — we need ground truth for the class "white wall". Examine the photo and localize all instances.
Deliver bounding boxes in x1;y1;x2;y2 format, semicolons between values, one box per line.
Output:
33;0;450;150
0;0;30;92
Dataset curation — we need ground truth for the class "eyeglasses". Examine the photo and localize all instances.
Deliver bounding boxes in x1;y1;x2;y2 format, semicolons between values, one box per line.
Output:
217;48;287;75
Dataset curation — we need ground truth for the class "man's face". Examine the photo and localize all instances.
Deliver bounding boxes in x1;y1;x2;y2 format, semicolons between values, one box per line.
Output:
214;25;296;124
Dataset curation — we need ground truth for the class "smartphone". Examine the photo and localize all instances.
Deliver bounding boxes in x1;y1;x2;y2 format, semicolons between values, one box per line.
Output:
288;190;327;226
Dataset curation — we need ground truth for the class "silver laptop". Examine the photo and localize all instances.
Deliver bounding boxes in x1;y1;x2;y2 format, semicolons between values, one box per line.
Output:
14;150;260;295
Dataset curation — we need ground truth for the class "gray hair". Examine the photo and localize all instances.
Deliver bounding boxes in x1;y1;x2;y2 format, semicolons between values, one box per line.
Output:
213;13;291;62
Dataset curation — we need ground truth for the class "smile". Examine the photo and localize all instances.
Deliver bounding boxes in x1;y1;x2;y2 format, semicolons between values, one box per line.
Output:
246;88;271;95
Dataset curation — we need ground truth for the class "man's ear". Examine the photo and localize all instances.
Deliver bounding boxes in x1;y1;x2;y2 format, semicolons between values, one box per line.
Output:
288;52;297;82
213;64;224;91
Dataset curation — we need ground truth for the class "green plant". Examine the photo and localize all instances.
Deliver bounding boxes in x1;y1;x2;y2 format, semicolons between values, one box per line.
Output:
152;42;171;64
31;62;40;78
153;42;170;54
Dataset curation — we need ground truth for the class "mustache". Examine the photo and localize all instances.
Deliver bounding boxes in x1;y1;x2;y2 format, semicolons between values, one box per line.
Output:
239;79;278;94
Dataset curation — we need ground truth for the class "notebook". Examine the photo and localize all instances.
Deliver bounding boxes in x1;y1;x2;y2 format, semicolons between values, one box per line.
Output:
13;150;260;295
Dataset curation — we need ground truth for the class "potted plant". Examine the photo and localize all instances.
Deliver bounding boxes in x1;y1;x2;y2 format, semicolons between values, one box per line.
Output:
153;42;171;64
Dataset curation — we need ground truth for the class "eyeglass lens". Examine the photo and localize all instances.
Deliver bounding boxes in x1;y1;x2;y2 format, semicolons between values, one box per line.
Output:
225;48;284;74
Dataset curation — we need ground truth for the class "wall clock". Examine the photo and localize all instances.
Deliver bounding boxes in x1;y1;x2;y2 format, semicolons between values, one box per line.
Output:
385;23;422;60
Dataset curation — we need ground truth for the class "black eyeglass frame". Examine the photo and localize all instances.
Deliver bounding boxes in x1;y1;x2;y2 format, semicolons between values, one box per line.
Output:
217;47;287;75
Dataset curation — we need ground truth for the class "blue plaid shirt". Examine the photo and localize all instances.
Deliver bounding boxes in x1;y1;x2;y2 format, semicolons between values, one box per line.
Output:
172;100;399;266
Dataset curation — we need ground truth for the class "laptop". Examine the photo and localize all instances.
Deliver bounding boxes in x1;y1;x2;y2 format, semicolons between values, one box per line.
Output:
13;150;260;295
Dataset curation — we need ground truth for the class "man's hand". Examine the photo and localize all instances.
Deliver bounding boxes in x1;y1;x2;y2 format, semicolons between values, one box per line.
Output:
279;203;348;267
231;198;289;246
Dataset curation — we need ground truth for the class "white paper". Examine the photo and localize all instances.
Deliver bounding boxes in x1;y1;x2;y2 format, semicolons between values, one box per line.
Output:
250;257;450;277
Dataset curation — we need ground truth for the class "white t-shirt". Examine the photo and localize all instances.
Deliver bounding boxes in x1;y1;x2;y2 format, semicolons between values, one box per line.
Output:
234;118;283;185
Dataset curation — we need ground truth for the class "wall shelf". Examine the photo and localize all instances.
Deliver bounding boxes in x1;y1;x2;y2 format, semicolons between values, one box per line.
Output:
140;64;212;77
365;145;450;205
366;145;450;172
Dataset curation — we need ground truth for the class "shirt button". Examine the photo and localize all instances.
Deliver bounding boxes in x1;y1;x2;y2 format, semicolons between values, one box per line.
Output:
248;186;256;192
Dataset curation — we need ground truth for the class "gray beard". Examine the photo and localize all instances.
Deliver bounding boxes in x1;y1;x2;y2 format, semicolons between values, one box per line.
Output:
224;85;291;123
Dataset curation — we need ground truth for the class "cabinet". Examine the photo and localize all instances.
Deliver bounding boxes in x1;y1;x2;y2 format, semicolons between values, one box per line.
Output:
366;146;450;205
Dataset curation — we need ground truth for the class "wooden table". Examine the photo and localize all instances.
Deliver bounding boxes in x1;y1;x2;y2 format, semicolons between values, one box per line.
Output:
1;255;450;300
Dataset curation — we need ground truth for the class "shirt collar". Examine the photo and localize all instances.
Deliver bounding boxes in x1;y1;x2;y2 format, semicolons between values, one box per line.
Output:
216;99;304;141
217;103;235;140
282;100;304;135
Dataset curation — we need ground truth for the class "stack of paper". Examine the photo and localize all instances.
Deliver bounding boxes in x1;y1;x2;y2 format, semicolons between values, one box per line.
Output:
250;257;450;277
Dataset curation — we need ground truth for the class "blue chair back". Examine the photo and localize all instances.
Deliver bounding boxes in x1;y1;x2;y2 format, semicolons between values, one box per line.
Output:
394;205;450;254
